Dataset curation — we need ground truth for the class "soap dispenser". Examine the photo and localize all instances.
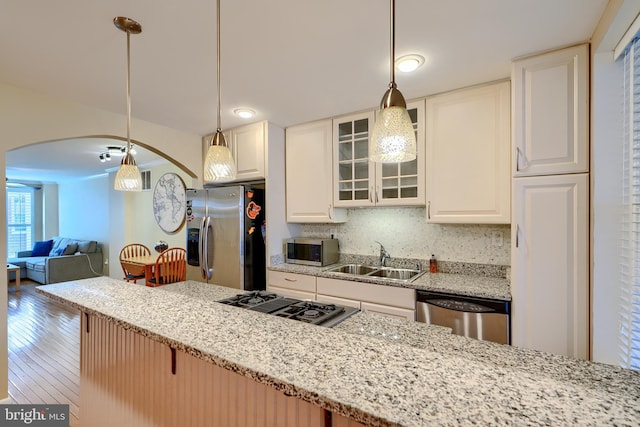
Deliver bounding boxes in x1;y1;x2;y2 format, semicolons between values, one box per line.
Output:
429;254;438;273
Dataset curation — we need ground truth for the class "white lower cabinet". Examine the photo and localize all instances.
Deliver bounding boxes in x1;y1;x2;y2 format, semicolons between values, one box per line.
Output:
511;173;588;359
267;271;316;300
315;293;361;309
316;277;415;320
360;302;415;321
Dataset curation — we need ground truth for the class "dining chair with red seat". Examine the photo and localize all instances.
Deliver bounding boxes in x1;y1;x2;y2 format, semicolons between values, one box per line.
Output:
119;243;151;284
147;248;187;287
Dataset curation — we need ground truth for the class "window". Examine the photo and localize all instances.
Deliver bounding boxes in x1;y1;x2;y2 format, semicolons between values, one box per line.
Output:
6;187;34;258
620;35;640;370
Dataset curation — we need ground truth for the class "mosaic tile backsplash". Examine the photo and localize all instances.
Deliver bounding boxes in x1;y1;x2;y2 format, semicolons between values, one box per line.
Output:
299;207;511;266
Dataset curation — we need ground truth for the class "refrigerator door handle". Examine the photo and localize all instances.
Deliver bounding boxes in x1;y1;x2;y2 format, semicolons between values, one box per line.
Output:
200;216;213;280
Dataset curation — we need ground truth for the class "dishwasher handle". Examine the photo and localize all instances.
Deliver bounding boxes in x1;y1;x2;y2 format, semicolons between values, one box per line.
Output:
416;290;510;315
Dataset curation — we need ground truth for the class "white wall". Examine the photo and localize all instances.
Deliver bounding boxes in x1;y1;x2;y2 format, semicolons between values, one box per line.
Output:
301;207;511;265
591;52;624;365
41;184;59;239
112;162;192;279
58;176;110;274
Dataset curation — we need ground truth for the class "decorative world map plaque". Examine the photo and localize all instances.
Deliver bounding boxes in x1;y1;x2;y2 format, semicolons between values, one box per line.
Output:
152;172;186;234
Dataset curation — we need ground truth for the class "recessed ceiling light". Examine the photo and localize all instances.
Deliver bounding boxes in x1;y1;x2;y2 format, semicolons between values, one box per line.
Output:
396;54;425;73
234;108;255;119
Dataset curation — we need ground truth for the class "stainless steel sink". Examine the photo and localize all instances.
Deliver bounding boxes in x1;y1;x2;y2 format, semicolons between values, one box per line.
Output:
325;264;424;282
368;268;421;280
326;264;378;275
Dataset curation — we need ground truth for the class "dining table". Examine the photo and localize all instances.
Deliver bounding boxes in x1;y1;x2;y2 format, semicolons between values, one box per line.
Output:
120;255;157;285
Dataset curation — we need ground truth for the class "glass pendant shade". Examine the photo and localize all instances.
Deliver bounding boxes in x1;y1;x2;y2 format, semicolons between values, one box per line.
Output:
370;105;416;163
204;131;236;183
114;153;143;191
370;0;416;163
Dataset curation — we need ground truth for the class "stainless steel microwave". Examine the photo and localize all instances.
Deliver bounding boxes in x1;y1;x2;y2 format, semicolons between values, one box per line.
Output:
285;238;339;267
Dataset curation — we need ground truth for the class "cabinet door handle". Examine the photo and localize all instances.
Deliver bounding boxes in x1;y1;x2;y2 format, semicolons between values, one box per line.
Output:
284;278;297;282
515;224;520;248
170;347;177;375
84;312;90;334
427;201;431;220
328;204;332;220
375;186;379;203
369;186;373;203
515;147;527;172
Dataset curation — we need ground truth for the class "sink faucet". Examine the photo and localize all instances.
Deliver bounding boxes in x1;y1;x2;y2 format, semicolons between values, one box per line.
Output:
374;241;390;267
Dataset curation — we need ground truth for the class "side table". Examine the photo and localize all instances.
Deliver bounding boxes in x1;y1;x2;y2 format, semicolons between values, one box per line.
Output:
7;263;20;292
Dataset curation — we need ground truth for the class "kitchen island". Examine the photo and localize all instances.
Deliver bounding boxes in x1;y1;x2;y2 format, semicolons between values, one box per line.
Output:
37;277;639;426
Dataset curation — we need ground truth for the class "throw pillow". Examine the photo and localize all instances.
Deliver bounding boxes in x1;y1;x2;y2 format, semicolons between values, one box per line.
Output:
52;246;66;256
32;240;54;257
63;243;78;255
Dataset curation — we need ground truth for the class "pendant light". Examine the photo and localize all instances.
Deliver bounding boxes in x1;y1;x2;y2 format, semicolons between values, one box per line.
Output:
203;0;237;183
370;0;416;163
113;17;143;192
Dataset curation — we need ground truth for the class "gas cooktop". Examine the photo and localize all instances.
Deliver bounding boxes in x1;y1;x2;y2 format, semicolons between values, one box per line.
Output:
217;291;359;327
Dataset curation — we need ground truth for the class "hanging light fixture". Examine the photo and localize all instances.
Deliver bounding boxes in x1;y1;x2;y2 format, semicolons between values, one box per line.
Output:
203;0;237;183
370;0;416;163
113;17;143;192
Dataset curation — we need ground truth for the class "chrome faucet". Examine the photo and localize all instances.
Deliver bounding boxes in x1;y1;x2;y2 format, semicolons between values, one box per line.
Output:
375;241;390;267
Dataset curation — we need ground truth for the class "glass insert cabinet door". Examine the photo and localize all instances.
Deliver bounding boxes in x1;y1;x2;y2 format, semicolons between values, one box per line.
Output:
333;111;376;207
375;100;425;206
333;102;425;208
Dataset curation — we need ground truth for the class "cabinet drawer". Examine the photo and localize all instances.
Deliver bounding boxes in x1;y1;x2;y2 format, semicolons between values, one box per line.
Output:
316;294;361;309
360;302;415;321
316;277;415;309
268;271;316;293
268;285;315;301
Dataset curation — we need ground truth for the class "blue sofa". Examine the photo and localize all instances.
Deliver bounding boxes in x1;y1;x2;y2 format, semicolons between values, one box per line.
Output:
8;237;103;285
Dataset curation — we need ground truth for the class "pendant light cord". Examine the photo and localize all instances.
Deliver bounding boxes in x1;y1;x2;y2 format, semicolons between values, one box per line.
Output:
126;28;132;153
216;0;222;132
389;0;395;86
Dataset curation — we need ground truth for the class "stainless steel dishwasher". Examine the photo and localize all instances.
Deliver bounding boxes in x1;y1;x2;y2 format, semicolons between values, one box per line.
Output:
416;290;511;344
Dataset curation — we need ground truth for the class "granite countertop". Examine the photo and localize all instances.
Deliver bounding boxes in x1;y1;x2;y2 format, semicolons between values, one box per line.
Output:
37;277;639;426
269;263;512;301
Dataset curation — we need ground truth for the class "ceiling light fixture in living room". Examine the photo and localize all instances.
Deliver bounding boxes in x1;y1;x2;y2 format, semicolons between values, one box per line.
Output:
113;16;143;192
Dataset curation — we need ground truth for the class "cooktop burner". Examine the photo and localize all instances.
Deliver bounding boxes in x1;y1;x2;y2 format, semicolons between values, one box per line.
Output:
271;301;346;325
217;291;279;308
216;292;359;327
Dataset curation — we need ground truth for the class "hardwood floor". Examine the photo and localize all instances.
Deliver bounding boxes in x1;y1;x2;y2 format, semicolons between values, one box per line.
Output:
7;280;80;427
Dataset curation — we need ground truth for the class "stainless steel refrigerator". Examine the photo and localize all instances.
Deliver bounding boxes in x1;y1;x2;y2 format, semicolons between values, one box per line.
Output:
185;185;266;290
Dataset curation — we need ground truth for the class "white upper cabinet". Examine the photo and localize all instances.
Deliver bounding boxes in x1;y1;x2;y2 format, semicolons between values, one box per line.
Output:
333;101;425;208
228;121;266;181
333;110;376;207
203;121;267;182
512;44;589;176
375;100;425;206
285;119;347;223
425;81;511;223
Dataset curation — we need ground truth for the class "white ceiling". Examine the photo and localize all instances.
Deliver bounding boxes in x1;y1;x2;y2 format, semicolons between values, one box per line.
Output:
1;0;608;183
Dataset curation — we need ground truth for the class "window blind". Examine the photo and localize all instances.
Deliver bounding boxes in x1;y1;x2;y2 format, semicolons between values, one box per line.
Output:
6;187;34;258
620;36;640;370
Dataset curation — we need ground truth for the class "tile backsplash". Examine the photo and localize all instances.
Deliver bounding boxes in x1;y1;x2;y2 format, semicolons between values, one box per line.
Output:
300;207;510;266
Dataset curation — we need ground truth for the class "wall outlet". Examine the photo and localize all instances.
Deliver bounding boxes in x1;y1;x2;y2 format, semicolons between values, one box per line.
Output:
492;231;503;247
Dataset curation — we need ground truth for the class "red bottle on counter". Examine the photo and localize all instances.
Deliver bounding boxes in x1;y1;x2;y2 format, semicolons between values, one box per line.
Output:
429;254;438;273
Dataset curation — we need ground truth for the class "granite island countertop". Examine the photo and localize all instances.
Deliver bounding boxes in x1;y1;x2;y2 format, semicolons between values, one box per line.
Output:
269;263;512;301
37;277;639;426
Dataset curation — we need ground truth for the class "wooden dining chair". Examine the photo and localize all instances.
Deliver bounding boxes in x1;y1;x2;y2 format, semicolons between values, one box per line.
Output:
119;243;151;284
147;248;187;287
